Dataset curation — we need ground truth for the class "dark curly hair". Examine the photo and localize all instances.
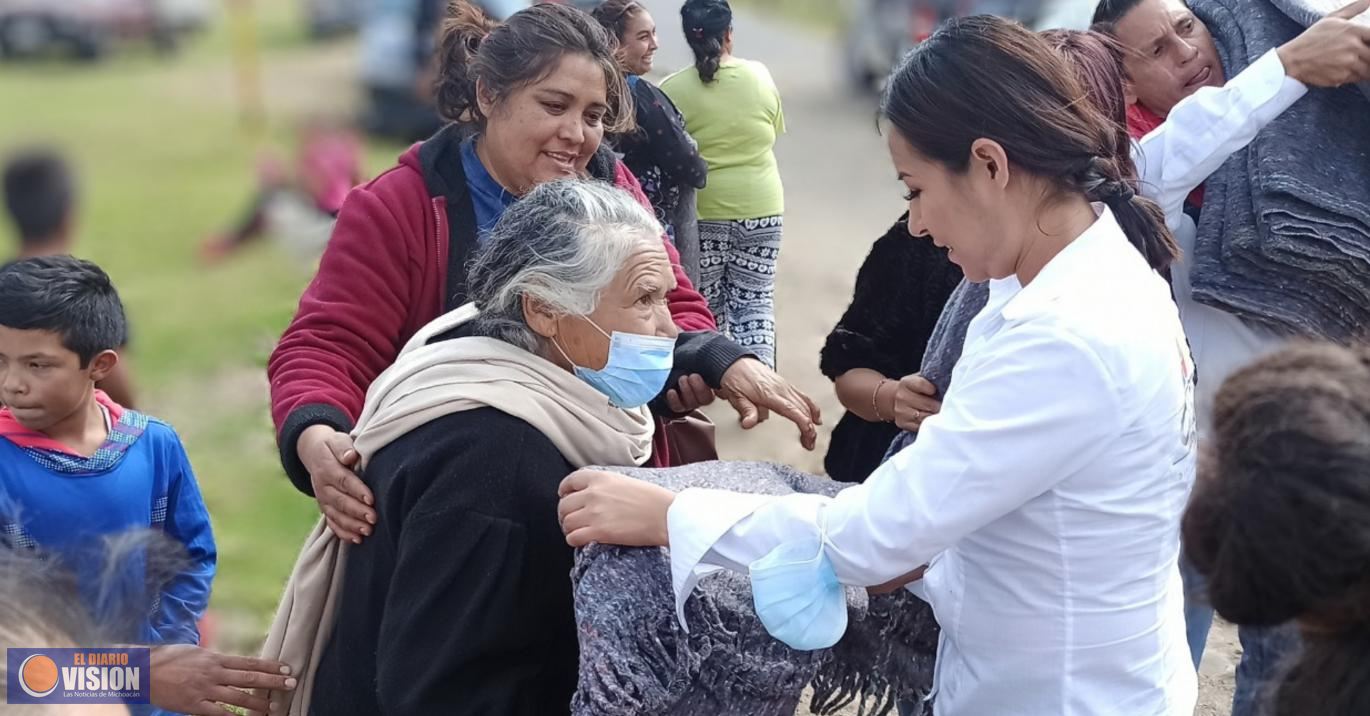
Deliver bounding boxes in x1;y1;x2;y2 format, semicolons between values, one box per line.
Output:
1184;341;1370;716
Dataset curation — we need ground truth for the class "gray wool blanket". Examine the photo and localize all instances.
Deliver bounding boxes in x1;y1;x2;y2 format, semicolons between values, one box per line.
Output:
883;279;989;460
1189;0;1370;340
570;461;939;716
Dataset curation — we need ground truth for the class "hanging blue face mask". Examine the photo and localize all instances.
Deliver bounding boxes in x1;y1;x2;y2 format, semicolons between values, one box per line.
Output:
749;532;848;651
555;319;675;409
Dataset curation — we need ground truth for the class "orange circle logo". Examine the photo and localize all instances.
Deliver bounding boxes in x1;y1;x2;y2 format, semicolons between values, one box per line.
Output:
19;654;59;698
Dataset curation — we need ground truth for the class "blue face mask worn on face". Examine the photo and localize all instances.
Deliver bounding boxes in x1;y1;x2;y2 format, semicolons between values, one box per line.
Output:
749;529;849;651
554;318;675;409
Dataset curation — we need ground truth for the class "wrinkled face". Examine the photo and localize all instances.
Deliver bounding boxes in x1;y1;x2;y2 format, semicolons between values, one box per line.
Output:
550;236;679;371
479;53;611;195
0;327;111;432
1112;0;1225;116
617;10;658;76
888;131;1019;283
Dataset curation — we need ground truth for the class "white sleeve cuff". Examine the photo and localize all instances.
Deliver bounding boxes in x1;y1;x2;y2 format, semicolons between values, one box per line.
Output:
904;579;929;603
1257;47;1309;104
667;488;776;631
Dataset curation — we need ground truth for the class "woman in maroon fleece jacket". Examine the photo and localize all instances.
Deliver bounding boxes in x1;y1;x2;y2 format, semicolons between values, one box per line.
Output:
268;1;820;542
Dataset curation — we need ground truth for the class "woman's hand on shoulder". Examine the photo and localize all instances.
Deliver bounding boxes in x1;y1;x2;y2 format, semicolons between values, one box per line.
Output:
299;425;375;543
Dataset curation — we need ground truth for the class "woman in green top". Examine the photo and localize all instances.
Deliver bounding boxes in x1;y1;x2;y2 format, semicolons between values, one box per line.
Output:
662;0;785;368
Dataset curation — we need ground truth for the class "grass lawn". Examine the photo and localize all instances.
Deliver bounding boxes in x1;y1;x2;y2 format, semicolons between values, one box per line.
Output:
0;0;837;653
0;3;406;648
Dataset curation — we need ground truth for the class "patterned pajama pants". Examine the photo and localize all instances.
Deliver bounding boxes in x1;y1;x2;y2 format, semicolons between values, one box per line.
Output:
698;216;782;368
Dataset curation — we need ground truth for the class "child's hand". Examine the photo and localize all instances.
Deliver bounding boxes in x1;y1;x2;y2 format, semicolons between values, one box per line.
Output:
299;425;375;543
149;644;295;715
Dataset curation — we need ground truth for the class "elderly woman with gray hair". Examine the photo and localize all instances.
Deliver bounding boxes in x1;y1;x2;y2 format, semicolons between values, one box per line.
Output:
271;179;746;716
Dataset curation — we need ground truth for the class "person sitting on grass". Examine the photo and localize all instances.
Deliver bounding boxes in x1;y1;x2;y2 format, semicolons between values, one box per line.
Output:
0;256;216;715
2;147;137;408
199;120;365;265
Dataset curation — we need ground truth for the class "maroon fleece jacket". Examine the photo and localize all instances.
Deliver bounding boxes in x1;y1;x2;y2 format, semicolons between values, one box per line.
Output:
268;139;717;493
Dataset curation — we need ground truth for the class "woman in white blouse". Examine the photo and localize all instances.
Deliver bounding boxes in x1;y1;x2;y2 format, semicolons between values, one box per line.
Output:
558;16;1197;716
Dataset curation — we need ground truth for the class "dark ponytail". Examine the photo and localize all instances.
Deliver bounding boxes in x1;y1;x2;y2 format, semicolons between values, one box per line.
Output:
434;1;632;132
881;15;1177;271
1183;342;1370;716
435;0;501;125
1076;155;1175;271
1040;29;1175;271
680;0;731;84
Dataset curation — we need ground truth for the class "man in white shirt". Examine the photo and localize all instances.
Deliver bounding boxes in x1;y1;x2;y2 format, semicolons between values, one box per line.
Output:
1095;0;1370;712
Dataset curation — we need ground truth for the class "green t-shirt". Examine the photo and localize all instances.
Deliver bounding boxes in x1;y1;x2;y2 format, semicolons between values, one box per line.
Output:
661;58;785;221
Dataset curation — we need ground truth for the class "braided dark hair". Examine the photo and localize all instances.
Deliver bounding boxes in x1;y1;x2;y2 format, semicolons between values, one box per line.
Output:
680;0;732;84
882;15;1176;270
1073;154;1175;270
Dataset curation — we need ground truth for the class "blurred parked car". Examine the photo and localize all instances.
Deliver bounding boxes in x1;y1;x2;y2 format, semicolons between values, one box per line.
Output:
842;0;1092;93
304;0;364;38
0;0;213;61
843;0;913;94
306;0;531;39
359;0;530;142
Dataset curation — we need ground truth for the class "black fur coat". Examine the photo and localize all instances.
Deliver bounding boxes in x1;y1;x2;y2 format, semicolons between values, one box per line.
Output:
819;215;963;483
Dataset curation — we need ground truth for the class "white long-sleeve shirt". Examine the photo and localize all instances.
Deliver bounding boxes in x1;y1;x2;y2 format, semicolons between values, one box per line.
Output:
668;208;1199;715
1133;48;1308;433
662;52;1309;716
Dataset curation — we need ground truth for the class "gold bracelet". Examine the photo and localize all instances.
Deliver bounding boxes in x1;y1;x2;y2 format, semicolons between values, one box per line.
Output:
872;379;892;423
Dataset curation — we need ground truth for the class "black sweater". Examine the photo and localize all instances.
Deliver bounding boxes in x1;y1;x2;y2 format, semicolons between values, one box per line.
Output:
310;408;580;716
613;78;708;226
819;215;963;484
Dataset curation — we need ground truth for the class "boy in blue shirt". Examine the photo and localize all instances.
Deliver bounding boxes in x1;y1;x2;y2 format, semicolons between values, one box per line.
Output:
0;256;215;647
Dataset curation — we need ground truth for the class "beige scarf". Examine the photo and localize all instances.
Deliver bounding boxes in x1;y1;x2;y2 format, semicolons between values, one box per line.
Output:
256;303;654;714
